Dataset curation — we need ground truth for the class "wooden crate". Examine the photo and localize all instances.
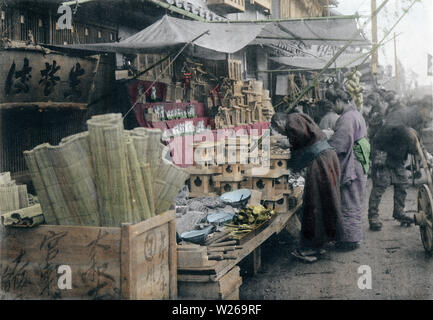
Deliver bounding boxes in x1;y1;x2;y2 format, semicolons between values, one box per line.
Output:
228;59;242;81
136;53;172;83
0;211;177;300
178;266;242;300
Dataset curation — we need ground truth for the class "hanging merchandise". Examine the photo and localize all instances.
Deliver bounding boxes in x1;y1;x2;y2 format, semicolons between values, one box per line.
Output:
150;86;157;102
344;70;364;110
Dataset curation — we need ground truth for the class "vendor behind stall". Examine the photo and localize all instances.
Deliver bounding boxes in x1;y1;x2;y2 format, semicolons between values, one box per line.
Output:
271;113;343;262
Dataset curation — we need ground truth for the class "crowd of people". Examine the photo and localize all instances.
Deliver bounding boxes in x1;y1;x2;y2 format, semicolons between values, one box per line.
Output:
271;81;433;263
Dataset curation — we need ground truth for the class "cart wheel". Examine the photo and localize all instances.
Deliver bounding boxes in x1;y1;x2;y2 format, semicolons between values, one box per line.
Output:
416;184;433;253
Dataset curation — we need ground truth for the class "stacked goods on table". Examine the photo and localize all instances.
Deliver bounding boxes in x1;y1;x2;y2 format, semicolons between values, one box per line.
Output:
24;113;189;227
224;205;276;241
176;136;303;249
214;80;274;129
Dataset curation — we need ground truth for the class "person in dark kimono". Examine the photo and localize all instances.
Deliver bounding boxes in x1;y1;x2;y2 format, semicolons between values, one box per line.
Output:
327;86;369;251
271;113;343;262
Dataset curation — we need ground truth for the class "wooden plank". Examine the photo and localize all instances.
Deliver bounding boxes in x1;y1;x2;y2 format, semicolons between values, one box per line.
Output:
129;210;175;236
0;224;122;299
132;223;171;299
0;102;87;110
120;223;134;300
168;220;178;299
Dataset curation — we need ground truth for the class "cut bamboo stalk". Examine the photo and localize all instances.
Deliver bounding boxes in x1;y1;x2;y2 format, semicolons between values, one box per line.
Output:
207;247;236;253
208;240;237;247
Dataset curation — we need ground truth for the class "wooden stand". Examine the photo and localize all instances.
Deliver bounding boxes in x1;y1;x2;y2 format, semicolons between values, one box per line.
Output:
177;188;303;300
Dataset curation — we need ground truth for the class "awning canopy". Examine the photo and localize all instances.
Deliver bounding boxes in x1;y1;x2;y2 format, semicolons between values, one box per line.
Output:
51;15;369;56
253;17;368;47
52;15;264;55
270;52;369;70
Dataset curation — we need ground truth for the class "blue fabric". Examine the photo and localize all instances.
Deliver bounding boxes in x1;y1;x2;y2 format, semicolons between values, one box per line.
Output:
288;139;333;171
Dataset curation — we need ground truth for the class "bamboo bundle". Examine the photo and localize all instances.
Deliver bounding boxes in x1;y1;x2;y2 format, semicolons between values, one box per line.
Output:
0;172;11;185
60;132;99;226
51;133;99;226
24;113;190;227
87;113;130;227
154;157;189;215
0;186;19;214
125;135;152;222
129;132;155;216
24;147;57;224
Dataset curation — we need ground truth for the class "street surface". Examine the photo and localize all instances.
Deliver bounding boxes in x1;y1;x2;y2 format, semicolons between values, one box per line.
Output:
240;180;433;300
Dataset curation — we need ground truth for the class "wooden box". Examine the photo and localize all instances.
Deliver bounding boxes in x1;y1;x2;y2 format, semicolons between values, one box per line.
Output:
0;211;177;300
178;266;242;300
189;174;216;196
262;194;286;213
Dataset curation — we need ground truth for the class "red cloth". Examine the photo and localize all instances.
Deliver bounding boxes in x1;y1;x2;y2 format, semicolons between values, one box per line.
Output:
150;117;211;130
166;122;271;167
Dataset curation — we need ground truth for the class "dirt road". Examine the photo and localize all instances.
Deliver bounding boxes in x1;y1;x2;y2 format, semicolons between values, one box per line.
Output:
240;181;433;300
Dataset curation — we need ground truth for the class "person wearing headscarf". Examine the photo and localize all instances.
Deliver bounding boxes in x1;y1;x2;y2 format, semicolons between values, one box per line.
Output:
327;85;369;251
271;112;343;262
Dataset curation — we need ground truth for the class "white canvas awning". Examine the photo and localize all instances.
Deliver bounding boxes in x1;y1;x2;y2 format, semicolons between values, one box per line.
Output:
270;52;369;70
47;15;369;56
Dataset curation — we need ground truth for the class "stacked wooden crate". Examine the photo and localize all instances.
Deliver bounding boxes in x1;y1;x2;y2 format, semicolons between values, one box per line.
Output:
214;80;273;128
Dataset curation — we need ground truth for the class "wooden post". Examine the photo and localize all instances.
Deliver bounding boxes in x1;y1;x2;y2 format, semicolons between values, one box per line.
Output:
168;220;178;299
371;0;378;76
394;32;399;91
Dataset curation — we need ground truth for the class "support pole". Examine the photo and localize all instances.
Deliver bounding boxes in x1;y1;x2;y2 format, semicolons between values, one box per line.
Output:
394;32;399;92
371;0;378;76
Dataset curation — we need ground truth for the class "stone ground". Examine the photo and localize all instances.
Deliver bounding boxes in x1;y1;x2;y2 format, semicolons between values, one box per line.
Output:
240;180;433;300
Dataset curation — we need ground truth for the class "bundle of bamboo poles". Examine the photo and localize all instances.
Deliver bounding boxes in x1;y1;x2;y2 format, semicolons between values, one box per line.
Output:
24;113;189;227
0;172;29;215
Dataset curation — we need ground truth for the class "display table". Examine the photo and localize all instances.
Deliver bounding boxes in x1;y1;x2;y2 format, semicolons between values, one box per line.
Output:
176;186;303;300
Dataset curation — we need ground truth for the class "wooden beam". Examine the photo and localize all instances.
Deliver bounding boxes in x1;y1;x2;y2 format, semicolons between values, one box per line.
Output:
0;102;88;110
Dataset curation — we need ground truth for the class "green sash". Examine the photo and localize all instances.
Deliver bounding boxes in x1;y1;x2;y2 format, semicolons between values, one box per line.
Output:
354;137;371;174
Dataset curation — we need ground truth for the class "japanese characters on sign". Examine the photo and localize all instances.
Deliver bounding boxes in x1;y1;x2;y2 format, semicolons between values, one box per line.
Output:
1;51;95;104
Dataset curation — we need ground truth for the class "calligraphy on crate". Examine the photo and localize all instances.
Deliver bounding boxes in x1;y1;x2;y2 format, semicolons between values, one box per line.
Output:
1;46;98;106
